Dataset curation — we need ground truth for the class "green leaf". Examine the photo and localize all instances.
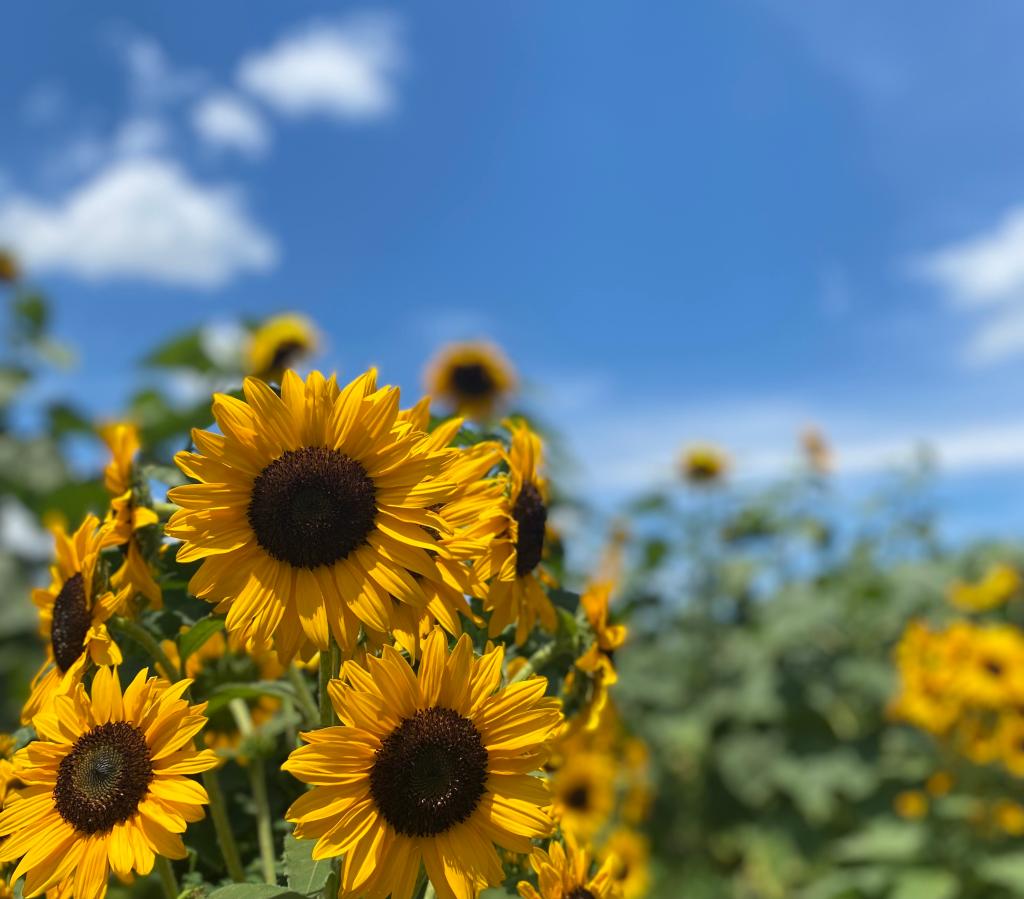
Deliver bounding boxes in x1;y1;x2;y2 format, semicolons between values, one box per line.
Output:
832;819;925;863
12;292;49;341
206;681;298;714
284;833;333;896
206;887;306;899
977;852;1024;891
178;617;225;667
46;402;93;438
889;869;958;899
142;329;215;372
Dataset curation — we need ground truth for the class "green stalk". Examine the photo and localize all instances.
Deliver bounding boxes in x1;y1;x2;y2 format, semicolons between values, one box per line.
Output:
509;640;557;684
201;762;247;883
230;699;277;885
109;617;181;681
287;664;321;729
154;855;179;899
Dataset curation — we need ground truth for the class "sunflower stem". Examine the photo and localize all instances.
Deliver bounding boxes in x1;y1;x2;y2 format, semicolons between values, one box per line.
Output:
288;663;321;729
318;641;340;727
109;616;181;681
154;855;178;899
509;640;557;684
229;699;277;885
153;500;181;522
201;762;248;883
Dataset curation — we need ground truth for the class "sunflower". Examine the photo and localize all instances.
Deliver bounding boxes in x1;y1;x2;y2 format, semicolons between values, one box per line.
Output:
0;734;15;808
994;800;1024;836
478;420;557;645
575;582;628;729
517;833;621;899
166;369;460;662
424;340;517;420
600;829;650;899
161;629;285;752
247;313;318;381
0;666;219;899
997;713;1024;777
679;444;728;485
949;564;1022;613
0;249;18;284
551;752;616;842
100;422;162;610
22;515;126;724
961;625;1024;708
893;790;928;820
284;627;563;899
800;426;832;475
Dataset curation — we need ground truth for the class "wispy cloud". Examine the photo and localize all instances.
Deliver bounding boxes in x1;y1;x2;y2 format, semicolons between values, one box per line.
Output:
192;92;270;158
237;15;404;121
0;158;277;288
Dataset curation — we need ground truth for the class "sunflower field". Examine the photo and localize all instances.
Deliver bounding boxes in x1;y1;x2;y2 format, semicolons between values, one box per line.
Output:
5;269;1024;899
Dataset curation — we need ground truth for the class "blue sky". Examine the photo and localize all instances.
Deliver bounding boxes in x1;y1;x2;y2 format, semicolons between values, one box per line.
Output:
5;2;1024;540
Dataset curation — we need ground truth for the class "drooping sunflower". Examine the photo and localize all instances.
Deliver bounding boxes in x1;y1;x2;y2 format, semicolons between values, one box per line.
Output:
161;628;285;752
166;369;460;662
551;751;616;842
22;515;126;724
799;426;832;475
0;667;219;899
247;313;319;382
424;340;517;420
284;627;564;899
575;582;628;729
100;422;162;610
600;829;650;899
479;420;557;645
517;833;622;899
679;443;728;485
949;563;1022;613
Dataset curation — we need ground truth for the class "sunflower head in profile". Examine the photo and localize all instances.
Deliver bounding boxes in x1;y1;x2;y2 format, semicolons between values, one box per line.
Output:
480;420;558;645
551;751;616;842
575;582;628;729
167;369;460;662
161;629;285;753
679;443;729;486
22;515;126;724
246;313;319;382
600;829;650;899
0;667;219;899
0;249;19;284
424;340;517;420
800;425;832;475
99;421;162;610
0;733;16;809
284;627;564;899
517;833;622;899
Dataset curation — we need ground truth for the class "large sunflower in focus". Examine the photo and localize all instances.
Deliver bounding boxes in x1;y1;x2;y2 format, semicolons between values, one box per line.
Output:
425;340;517;420
0;667;218;899
285;627;563;899
167;370;458;662
22;516;125;724
479;420;558;644
517;834;622;899
100;422;162;610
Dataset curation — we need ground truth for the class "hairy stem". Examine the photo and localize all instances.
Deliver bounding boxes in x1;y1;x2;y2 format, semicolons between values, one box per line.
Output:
230;699;277;885
154;855;179;899
288;664;321;729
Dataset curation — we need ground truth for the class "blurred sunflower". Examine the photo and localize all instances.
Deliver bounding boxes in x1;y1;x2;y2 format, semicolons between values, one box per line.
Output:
22;515;125;724
0;667;219;899
424;340;517;420
167;369;459;661
949;563;1022;613
800;425;832;475
100;422;162;610
284;628;563;899
994;800;1024;836
961;625;1024;708
517;833;621;899
551;751;616;841
246;313;318;382
0;249;18;284
679;443;728;485
576;582;628;728
997;713;1024;777
479;420;558;644
161;629;284;752
0;733;15;807
601;828;650;899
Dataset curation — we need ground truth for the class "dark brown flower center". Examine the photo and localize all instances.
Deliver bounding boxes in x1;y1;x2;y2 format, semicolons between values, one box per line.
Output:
247;447;377;570
266;340;308;377
53;722;153;835
513;482;547;576
565;783;591;810
51;573;90;673
450;362;495;399
566;890;596;899
369;707;489;837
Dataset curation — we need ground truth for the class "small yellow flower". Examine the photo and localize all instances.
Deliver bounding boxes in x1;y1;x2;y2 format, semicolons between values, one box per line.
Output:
994;800;1024;836
925;770;953;797
246;313;318;381
894;790;928;820
551;752;617;841
424;340;517;420
679;444;728;485
601;829;651;899
518;833;622;899
949;563;1022;613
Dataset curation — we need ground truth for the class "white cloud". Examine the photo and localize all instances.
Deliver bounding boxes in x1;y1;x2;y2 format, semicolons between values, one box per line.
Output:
915;208;1024;308
238;16;403;120
117;32;204;107
192;92;270;157
0;157;277;288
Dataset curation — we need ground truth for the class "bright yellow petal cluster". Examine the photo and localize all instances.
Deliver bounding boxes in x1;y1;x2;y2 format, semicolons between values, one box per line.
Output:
949;563;1021;613
517;833;622;899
